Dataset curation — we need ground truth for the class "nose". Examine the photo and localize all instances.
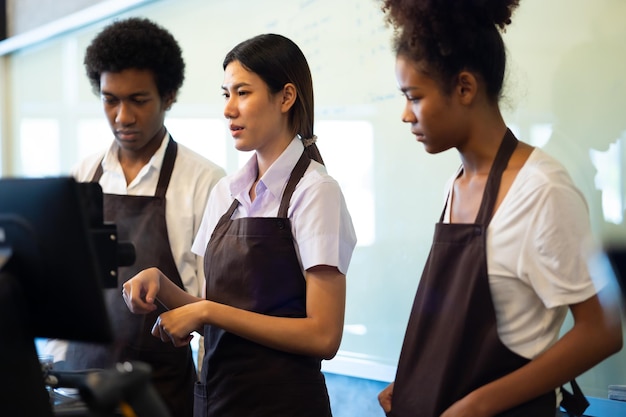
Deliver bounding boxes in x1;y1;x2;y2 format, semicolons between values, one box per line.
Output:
223;96;237;119
401;101;416;124
115;101;135;126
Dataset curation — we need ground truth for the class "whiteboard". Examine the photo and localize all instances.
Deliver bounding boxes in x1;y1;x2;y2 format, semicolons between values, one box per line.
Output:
5;0;626;398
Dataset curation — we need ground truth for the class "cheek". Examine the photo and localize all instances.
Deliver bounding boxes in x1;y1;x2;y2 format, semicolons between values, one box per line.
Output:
103;107;117;123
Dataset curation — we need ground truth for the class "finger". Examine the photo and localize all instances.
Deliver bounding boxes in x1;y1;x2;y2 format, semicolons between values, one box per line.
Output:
155;322;170;343
151;318;167;341
130;285;157;312
144;282;159;305
161;328;171;343
151;321;159;337
173;333;194;347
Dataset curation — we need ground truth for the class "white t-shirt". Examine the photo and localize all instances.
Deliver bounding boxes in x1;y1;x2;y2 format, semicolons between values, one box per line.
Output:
444;148;600;359
73;132;225;297
192;137;357;276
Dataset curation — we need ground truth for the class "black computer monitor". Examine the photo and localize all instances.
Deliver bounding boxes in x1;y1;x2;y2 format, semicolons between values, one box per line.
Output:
0;177;117;416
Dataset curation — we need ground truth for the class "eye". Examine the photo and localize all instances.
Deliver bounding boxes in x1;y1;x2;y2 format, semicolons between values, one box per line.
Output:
237;90;249;96
404;93;420;103
101;96;118;105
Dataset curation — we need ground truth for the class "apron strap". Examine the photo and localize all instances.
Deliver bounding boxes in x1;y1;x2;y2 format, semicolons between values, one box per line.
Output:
277;151;311;218
92;158;104;182
475;128;518;226
560;379;590;417
91;135;178;200
215;150;311;227
155;137;178;199
437;129;518;225
216;198;241;228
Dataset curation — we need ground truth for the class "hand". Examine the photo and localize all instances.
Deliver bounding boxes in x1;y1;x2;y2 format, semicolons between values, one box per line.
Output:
151;301;207;347
378;382;394;413
122;267;161;314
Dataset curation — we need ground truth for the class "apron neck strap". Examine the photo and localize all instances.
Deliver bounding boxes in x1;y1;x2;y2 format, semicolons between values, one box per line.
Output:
155;137;178;199
475;128;518;226
277;151;311;218
91;136;178;200
219;150;312;225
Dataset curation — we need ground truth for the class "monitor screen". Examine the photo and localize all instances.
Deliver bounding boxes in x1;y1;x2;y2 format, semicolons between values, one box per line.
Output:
0;177;112;342
0;176;115;416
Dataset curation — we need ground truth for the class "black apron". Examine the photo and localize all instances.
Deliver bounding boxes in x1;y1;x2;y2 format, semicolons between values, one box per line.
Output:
65;138;197;417
193;151;332;417
390;129;575;417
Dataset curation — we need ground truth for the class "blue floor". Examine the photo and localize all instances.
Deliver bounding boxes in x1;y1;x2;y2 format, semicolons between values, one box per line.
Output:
324;372;626;417
325;372;388;417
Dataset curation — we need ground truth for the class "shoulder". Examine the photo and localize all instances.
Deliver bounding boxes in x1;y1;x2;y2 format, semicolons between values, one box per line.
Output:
508;149;591;242
289;160;351;221
494;148;590;238
72;149;107;181
514;148;585;203
300;160;339;186
292;160;344;203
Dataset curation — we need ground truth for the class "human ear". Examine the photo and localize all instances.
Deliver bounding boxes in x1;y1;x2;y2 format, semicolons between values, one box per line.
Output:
163;92;177;111
280;83;297;113
456;71;478;105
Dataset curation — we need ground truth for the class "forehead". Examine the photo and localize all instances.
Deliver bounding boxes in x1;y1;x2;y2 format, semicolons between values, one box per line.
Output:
222;60;267;89
100;68;158;94
395;56;432;88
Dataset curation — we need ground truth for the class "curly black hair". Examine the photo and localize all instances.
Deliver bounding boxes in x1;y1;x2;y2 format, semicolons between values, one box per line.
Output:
381;0;520;101
84;17;185;99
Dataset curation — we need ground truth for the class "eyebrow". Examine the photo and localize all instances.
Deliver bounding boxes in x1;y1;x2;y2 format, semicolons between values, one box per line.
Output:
221;82;252;91
399;86;418;94
100;90;151;98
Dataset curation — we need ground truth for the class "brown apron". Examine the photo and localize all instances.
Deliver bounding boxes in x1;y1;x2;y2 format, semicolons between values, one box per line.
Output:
65;138;197;417
390;129;576;417
193;151;332;417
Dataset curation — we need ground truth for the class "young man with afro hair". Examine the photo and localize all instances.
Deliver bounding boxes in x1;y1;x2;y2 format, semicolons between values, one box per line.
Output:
46;17;225;417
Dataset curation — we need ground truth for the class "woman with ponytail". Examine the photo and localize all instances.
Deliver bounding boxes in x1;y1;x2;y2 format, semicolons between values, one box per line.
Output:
122;33;357;417
378;1;622;416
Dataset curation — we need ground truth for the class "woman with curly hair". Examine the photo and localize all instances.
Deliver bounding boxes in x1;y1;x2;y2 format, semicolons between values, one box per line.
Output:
377;1;623;416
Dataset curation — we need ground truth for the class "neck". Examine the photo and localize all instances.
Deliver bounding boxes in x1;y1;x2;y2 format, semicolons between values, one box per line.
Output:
119;127;166;165
457;116;508;176
255;134;293;179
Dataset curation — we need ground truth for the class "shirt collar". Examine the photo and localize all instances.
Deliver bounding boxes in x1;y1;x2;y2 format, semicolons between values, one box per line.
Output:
102;131;170;174
229;136;304;200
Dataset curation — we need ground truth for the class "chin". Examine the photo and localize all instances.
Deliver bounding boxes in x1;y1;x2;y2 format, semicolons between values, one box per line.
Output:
233;141;254;153
422;144;447;155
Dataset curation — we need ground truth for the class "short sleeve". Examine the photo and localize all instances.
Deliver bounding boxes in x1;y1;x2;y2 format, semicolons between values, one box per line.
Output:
523;183;599;308
290;175;357;275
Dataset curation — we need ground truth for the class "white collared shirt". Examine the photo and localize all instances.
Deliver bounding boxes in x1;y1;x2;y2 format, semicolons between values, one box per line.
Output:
73;131;226;297
192;137;357;275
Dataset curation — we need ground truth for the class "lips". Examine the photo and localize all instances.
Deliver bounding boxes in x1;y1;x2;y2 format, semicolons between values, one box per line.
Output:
230;124;244;137
116;130;140;141
411;130;425;140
